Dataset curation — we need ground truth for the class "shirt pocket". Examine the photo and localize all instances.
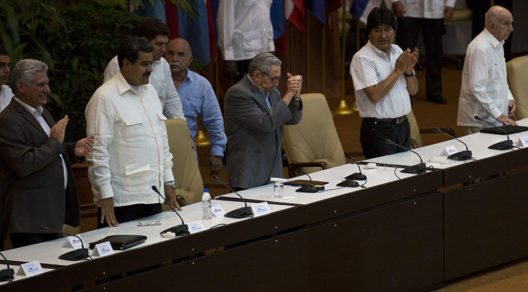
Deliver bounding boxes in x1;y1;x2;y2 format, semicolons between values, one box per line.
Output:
123;118;146;142
124;163;153;192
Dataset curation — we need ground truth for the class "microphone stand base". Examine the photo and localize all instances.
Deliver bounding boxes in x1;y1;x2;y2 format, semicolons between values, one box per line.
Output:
224;207;253;219
345;173;367;180
488;140;514;150
161;224;190;236
0;268;14;282
296;185;318;193
59;248;89;261
337;179;359;187
401;163;427;174
447;150;473;161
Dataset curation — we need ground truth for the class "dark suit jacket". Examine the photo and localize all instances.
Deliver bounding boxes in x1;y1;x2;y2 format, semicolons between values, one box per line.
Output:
0;99;80;238
224;75;303;189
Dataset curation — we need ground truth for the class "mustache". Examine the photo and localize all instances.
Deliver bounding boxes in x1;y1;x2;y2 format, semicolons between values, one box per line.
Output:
143;72;151;77
169;62;181;67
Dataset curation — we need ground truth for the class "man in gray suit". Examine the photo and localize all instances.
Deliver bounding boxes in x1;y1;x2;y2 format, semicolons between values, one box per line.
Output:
224;53;303;189
0;59;92;248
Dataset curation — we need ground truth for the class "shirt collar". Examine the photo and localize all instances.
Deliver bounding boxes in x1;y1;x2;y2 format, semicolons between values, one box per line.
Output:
115;71;145;96
483;28;503;48
14;96;43;116
367;40;396;58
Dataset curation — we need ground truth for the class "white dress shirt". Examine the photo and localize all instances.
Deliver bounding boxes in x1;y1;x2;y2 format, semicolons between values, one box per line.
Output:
0;84;14;113
457;29;514;128
217;0;275;61
14;97;68;189
85;72;174;207
350;41;412;119
391;0;456;19
103;56;185;120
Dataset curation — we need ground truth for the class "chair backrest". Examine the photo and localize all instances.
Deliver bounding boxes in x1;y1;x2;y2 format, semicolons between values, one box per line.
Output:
283;93;346;174
507;55;528;120
407;109;423;148
165;119;204;205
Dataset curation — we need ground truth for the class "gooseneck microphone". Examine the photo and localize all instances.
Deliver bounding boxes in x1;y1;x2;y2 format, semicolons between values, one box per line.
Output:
474;115;514;150
385;138;426;174
295;171;317;193
0;252;14;282
38;225;90;261
211;175;253;218
433;128;473;161
152;186;189;236
344;154;367;180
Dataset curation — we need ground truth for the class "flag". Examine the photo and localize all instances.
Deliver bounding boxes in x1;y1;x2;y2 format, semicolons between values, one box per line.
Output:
307;0;326;25
177;0;211;65
285;0;306;31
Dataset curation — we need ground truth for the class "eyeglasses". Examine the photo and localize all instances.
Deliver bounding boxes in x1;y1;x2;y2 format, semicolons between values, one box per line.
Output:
261;71;281;82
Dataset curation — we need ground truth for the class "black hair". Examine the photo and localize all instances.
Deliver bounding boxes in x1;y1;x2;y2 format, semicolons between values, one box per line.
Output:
366;7;397;34
0;47;7;56
134;18;170;41
117;37;153;68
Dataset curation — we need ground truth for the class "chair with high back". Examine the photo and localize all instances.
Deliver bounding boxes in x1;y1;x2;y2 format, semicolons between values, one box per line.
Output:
283;93;356;177
165;119;204;206
507;55;528;120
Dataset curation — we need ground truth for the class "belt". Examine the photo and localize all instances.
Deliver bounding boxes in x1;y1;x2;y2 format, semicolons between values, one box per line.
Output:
363;116;407;126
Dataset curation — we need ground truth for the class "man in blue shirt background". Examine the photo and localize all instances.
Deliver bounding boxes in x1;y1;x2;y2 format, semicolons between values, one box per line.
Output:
165;38;227;175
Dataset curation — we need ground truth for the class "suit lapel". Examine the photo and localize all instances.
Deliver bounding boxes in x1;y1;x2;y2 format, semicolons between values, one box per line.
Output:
13;100;51;139
243;76;269;112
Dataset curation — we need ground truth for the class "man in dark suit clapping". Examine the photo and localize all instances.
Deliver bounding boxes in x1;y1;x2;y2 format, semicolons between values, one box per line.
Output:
224;53;303;190
0;59;93;248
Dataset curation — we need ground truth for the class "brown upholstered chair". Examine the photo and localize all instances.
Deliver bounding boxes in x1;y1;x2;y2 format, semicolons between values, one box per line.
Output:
165;119;204;206
283;93;354;177
506;55;528;120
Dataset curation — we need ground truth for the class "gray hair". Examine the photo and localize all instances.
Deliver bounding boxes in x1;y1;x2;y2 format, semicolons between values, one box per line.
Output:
9;59;48;94
248;52;282;75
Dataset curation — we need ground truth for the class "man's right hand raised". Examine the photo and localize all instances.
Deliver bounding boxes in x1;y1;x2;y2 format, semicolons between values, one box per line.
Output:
50;115;69;143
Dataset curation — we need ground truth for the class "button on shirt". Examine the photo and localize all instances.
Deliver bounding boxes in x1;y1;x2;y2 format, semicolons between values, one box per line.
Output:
350;41;411;119
391;0;456;19
0;85;14;113
85;72;174;207
457;29;514;128
176;70;227;157
217;0;275;61
14;97;68;189
104;56;185;120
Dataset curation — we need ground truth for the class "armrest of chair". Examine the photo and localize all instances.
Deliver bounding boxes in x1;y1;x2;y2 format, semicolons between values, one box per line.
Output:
288;162;329;178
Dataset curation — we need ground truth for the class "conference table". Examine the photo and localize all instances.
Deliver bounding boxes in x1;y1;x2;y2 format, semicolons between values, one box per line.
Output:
1;119;528;291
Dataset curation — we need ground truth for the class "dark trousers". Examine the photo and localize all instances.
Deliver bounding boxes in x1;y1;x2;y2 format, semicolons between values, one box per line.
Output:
396;17;444;100
235;59;251;82
360;117;411;159
97;203;162;229
10;233;59;248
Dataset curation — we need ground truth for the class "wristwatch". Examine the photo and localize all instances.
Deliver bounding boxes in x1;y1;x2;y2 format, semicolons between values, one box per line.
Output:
404;70;415;77
164;181;176;189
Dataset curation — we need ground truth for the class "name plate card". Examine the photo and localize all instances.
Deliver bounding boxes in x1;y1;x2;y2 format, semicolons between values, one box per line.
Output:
251;202;271;217
64;235;84;249
443;145;457;156
517;136;528;148
17;261;44;277
187;221;206;234
93;241;114;257
211;203;226;217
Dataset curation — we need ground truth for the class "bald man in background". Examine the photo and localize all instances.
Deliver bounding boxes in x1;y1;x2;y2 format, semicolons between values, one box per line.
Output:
457;5;516;135
164;38;226;175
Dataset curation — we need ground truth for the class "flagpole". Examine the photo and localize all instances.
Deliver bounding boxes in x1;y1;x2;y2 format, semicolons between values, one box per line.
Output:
334;6;354;115
306;5;311;93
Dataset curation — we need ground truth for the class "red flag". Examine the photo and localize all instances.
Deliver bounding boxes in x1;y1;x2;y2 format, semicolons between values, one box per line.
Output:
285;0;305;31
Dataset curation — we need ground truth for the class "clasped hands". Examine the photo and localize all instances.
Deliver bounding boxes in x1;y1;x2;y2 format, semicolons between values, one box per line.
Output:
395;47;419;76
285;73;303;103
50;115;94;156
